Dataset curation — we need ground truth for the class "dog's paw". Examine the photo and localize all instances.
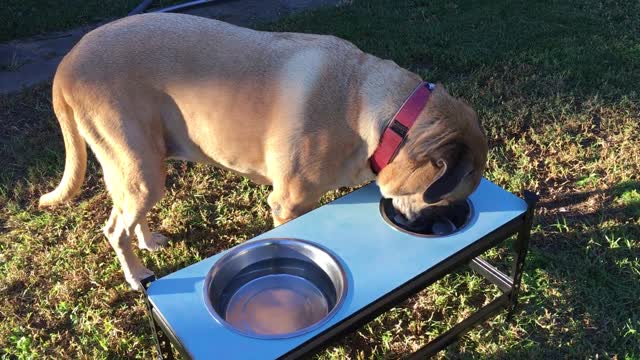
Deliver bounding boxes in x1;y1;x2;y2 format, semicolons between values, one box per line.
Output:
125;266;155;292
138;232;170;252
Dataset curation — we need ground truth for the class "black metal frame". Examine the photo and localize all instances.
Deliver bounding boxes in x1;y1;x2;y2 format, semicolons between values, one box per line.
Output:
142;277;177;360
143;191;537;359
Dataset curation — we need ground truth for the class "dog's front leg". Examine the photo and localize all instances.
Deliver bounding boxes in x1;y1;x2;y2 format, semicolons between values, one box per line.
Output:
267;179;323;226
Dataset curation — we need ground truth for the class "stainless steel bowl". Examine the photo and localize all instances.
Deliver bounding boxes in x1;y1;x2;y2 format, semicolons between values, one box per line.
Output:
379;198;474;237
203;238;348;339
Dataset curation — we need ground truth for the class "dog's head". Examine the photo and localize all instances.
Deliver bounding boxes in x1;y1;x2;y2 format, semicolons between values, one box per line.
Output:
376;84;488;223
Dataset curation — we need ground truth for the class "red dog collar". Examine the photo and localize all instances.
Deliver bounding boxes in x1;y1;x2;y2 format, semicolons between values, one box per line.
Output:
370;82;435;174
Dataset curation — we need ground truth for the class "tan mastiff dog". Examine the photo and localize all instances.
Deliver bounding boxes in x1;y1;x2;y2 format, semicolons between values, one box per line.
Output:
40;13;488;290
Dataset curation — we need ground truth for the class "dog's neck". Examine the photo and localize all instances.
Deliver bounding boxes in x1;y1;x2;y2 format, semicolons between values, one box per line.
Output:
356;66;423;176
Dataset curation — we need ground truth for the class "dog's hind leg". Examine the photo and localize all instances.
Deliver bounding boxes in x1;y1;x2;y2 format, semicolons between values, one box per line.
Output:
102;166;165;290
94;116;167;290
134;218;169;251
102;155;166;290
103;207;155;291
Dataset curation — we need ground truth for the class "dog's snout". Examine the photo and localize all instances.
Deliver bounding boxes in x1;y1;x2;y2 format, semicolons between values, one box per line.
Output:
391;204;426;225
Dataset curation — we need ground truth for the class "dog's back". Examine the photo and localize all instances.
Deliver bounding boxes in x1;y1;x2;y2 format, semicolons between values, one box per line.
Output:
57;13;362;96
52;13;389;178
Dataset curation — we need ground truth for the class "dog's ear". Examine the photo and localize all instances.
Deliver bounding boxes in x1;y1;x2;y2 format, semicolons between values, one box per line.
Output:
423;158;469;203
407;129;466;203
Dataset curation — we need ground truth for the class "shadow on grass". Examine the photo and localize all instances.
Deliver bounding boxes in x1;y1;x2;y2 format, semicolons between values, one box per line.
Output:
537;181;640;232
461;182;640;358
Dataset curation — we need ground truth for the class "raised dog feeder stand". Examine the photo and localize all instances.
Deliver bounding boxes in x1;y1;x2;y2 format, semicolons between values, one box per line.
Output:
141;178;537;359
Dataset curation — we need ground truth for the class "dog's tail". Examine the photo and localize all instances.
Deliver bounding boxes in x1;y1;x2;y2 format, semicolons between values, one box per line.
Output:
39;84;87;208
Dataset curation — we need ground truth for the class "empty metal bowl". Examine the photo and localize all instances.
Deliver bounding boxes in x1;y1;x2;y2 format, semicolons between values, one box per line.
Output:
203;238;348;339
379;198;473;237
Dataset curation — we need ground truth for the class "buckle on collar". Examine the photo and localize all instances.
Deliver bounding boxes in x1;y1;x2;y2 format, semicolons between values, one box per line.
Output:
389;120;409;138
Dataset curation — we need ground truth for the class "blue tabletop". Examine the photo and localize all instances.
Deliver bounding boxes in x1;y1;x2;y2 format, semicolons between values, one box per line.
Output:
147;178;527;359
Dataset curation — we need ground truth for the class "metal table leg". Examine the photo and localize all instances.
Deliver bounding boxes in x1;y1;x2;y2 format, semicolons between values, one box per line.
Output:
508;190;538;316
142;276;176;360
411;191;537;358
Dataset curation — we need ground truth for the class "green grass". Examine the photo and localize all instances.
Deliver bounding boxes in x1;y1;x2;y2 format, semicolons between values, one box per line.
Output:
0;0;181;42
1;0;640;358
